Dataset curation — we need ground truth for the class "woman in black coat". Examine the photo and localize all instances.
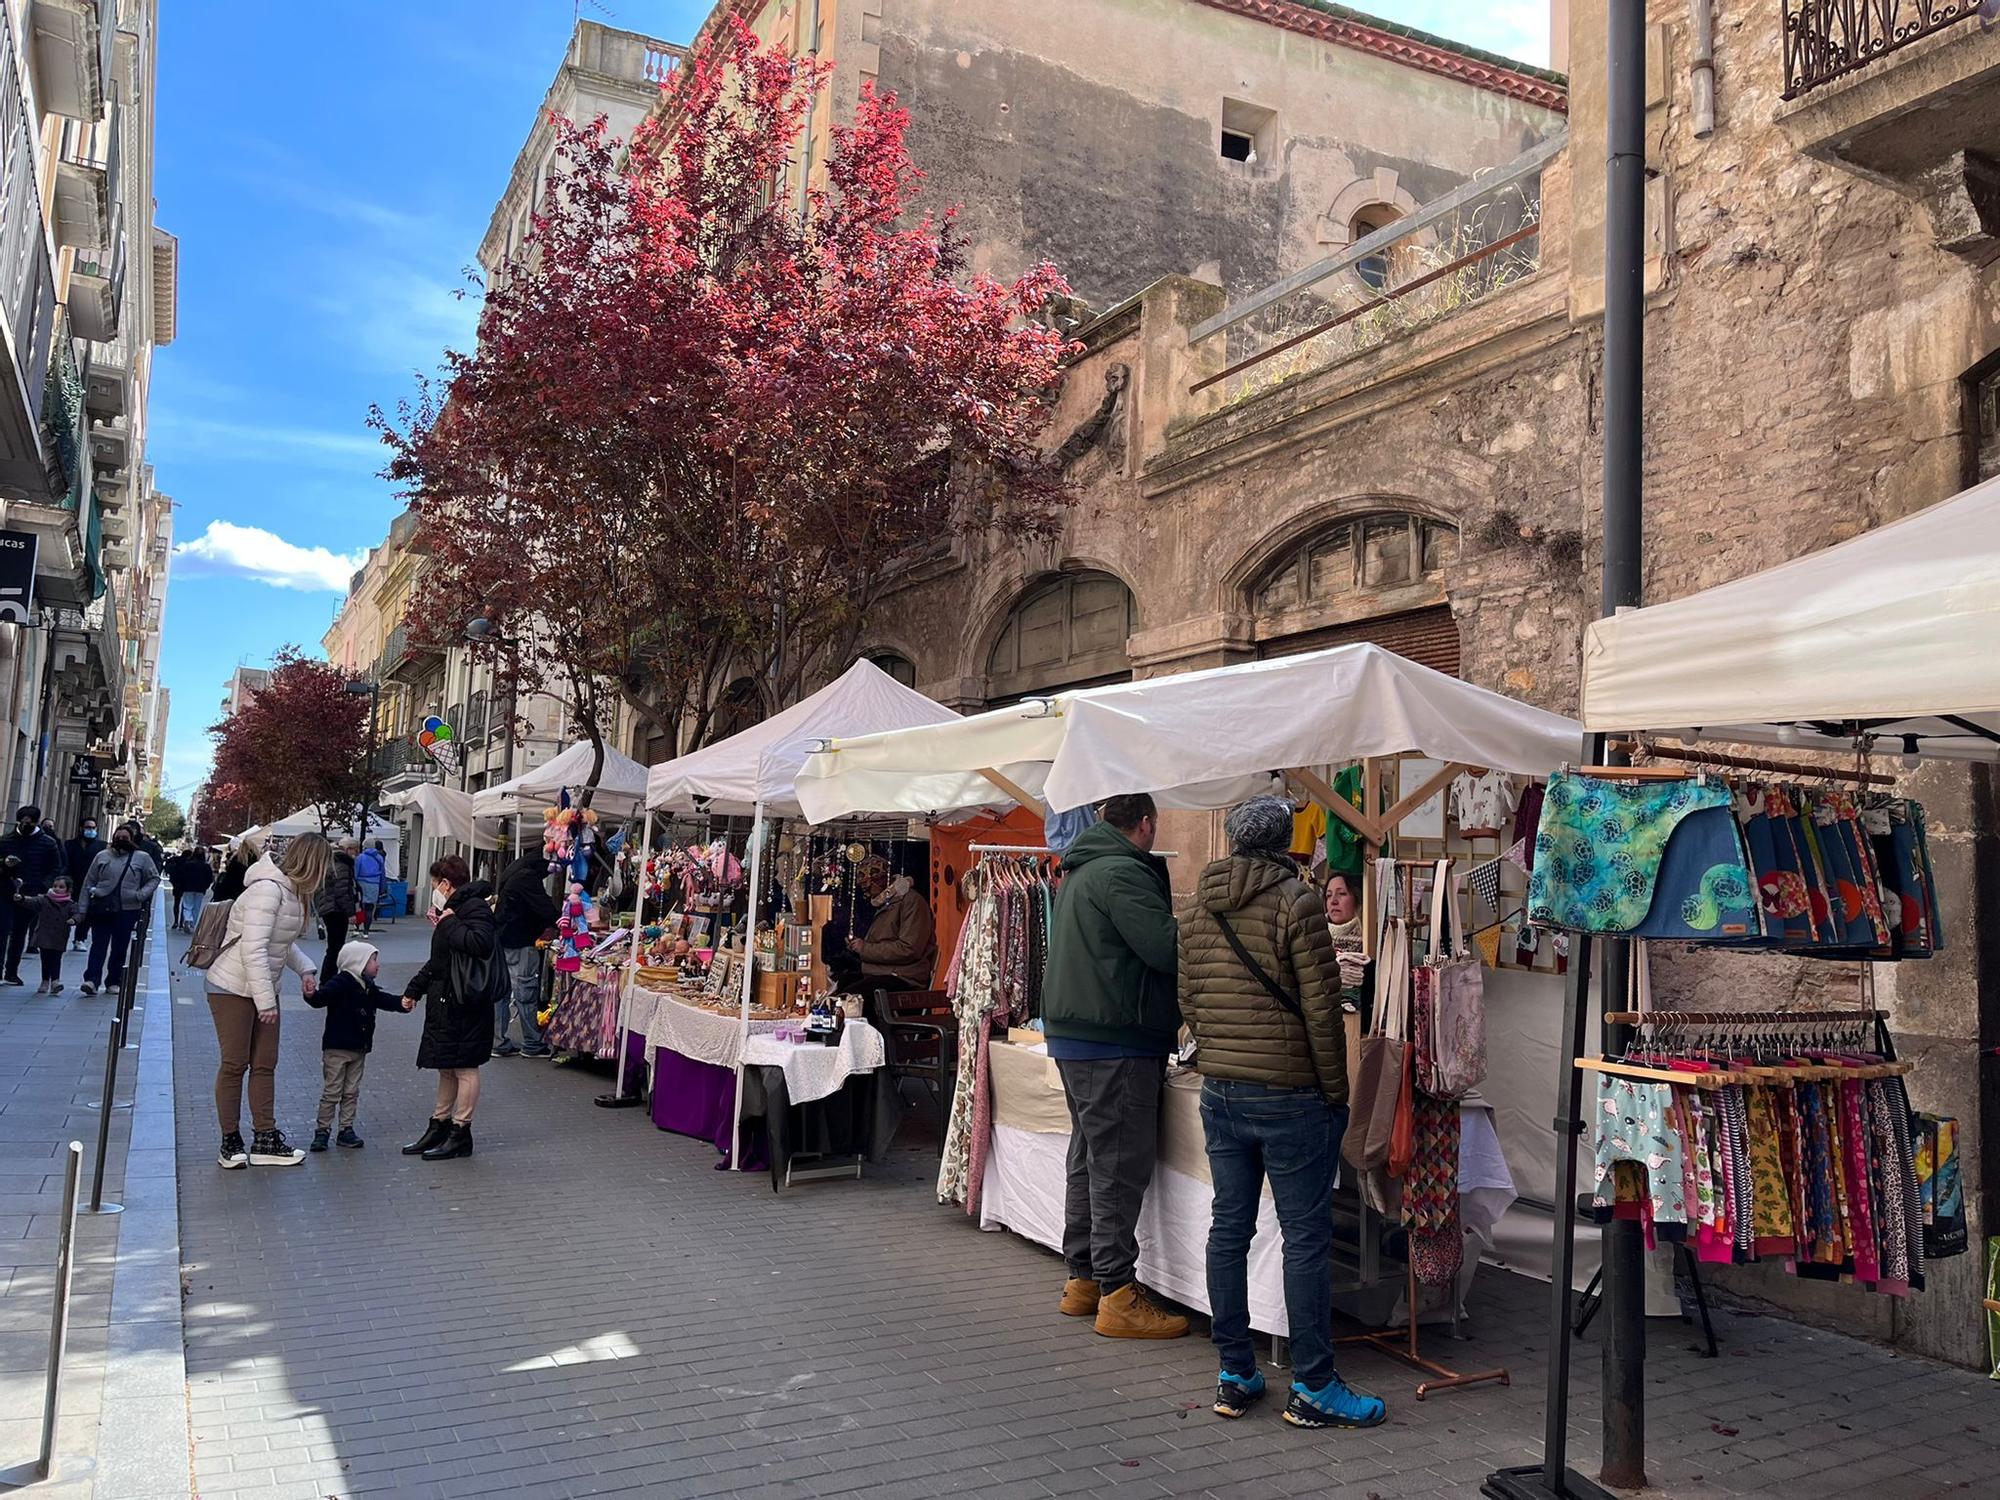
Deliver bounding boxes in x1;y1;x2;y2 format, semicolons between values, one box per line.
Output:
399;855;498;1162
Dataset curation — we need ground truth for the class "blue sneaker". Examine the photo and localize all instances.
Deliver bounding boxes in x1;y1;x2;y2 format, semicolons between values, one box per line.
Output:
1213;1369;1265;1419
1282;1375;1386;1430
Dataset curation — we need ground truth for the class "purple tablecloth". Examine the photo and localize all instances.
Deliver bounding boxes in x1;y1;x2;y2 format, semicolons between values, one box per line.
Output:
646;1041;768;1171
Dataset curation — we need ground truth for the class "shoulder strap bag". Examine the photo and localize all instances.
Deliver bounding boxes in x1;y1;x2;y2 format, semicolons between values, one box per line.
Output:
1343;860;1412;1174
1418;858;1487;1101
1209;909;1302;1020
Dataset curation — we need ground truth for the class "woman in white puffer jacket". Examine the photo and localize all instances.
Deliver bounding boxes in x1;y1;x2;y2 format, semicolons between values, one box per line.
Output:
205;833;331;1169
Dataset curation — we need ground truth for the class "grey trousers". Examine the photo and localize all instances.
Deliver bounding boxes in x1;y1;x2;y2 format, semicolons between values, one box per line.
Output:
317;1048;366;1130
1055;1055;1166;1293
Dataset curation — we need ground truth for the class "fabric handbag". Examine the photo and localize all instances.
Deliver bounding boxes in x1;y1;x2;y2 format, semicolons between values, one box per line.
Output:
448;946;510;1009
1417;859;1485;1101
1344;862;1411;1175
1527;770;1759;940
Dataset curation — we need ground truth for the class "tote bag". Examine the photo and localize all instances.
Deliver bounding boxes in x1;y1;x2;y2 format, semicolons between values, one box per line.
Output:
1417;859;1486;1101
1342;862;1411;1174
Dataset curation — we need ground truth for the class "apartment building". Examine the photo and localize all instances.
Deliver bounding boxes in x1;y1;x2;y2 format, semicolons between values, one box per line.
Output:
0;0;173;831
330;19;684;873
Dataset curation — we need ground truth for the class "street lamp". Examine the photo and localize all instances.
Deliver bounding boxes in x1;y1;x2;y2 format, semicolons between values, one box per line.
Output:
463;615;524;859
345;679;381;846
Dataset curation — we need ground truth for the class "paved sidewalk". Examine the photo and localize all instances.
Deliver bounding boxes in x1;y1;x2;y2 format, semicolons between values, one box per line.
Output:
0;901;188;1498
170;915;1994;1500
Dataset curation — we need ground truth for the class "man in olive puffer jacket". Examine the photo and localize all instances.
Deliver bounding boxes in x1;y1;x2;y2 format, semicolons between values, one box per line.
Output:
1179;794;1384;1432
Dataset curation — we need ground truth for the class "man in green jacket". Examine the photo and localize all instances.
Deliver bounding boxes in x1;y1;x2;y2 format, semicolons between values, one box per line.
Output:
1043;793;1187;1339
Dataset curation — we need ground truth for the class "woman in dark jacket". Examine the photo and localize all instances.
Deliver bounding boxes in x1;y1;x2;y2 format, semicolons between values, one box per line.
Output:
212;837;259;903
400;855;497;1162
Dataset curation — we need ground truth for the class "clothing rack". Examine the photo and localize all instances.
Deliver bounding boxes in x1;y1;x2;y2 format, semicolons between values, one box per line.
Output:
1601;1009;1886;1026
966;844;1181;856
1606;740;1897;787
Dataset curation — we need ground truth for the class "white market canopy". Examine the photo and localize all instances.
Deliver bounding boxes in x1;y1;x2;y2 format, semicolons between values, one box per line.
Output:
384;782;500;851
241;805;401;846
1580;476;2000;761
794;642;1583;822
645;658;960;818
472;739;651;820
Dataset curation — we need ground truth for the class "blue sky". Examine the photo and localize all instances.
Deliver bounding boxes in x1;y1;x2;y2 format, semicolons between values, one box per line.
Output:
151;0;1550;806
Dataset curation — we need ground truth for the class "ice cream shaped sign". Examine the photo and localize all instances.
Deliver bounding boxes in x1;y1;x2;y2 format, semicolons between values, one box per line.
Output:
416;715;460;776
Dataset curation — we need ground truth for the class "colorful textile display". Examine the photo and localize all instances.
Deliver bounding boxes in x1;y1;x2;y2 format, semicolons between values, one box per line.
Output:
1589;1064;1927;1294
1529;771;1942;960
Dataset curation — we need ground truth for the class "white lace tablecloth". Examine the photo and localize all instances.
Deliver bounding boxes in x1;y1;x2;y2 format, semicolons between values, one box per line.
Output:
620;981;886;1101
740;1023;887;1105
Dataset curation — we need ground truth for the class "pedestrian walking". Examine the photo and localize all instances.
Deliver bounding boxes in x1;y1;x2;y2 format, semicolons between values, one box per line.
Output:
354;840;387;932
315;838;360;984
167;847;214;932
76;826;161;996
1178;794;1384;1430
492;847;556;1058
400;855;498;1162
0;805;65;985
204;833;330;1169
63;816;102;951
15;877;77;993
127;819;164;870
1042;792;1188;1339
303;939;413;1152
212;836;258;903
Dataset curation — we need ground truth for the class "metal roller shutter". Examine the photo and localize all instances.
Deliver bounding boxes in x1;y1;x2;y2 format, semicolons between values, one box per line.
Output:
1256;604;1462;677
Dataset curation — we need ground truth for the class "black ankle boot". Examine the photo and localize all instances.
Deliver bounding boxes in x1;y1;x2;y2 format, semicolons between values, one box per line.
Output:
422;1122;473;1161
401;1118;450;1156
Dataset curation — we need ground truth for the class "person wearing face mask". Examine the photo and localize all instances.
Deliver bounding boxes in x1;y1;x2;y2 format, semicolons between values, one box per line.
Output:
0;805;67;986
75;825;162;996
64;817;103;951
399;856;499;1162
833;855;937;995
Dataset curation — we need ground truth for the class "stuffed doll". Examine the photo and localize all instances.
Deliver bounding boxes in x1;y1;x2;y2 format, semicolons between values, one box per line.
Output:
554;881;598;973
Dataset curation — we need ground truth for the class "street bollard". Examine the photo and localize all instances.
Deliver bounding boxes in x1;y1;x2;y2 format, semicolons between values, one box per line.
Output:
84;1010;124;1216
0;1142;84;1488
117;917;148;1051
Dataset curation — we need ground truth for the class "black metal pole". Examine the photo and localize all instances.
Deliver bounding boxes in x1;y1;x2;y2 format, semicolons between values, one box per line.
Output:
86;1011;122;1215
1596;0;1649;1487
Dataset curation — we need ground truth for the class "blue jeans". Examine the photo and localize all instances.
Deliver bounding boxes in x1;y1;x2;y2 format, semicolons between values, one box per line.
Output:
83;909;140;990
496;945;545;1050
177;891;205;929
1200;1078;1348;1390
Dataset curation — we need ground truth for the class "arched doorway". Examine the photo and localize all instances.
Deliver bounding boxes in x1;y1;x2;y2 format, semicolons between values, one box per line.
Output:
984;570;1134;704
1245;510;1461;673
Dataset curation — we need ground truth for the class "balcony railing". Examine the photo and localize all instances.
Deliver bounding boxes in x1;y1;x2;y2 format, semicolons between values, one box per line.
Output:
1781;0;1984;98
1186;133;1561;405
41;337;85;509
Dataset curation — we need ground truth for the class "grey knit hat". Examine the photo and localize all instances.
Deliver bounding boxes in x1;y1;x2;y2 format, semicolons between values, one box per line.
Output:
1224;794;1294;856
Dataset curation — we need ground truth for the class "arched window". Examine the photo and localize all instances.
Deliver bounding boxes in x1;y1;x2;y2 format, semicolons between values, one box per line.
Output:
986;571;1134;702
1247;511;1461;673
863;651;917;688
1350;205;1403;292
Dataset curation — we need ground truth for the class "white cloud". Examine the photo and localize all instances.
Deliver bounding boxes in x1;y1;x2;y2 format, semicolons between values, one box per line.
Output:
173;520;366;594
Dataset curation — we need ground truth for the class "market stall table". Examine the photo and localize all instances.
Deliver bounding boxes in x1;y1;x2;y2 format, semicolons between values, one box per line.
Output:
977;1040;1515;1337
622;978;896;1183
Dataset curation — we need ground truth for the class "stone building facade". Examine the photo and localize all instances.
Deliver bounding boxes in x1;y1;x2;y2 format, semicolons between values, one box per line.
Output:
863;1;1999;1369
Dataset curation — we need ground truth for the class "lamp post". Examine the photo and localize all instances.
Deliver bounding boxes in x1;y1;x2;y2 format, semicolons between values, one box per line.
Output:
464;616;519;857
344;679;381;847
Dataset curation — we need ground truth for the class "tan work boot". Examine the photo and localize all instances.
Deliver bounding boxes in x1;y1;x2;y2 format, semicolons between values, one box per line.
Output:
1059;1278;1101;1316
1094;1283;1190;1339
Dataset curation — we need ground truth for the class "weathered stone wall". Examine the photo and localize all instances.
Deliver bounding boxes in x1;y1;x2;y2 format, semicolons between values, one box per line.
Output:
875;0;1562;309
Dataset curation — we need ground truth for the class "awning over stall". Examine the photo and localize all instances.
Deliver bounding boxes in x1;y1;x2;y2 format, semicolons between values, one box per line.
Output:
645;658;959;818
384;782;500;851
472;739;652;819
795;642;1582;822
1581;477;2000;760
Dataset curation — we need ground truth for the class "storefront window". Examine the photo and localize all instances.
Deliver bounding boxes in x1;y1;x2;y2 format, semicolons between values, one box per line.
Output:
1248;510;1456;621
865;651;917;687
986;571;1134;702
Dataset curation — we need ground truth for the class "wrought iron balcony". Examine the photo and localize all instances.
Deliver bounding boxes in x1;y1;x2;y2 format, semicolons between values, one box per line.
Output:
1782;0;1984;98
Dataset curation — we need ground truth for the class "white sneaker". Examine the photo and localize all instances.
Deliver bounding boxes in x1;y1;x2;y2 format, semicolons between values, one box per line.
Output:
248;1130;306;1166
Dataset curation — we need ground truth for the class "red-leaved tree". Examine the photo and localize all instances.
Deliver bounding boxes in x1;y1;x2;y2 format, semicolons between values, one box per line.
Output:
205;649;371;835
374;18;1073;784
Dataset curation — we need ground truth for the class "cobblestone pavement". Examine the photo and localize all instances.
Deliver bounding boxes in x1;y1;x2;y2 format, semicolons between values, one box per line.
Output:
170;918;1993;1500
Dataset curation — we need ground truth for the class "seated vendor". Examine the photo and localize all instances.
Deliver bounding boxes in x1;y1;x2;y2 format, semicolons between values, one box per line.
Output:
830;856;937;996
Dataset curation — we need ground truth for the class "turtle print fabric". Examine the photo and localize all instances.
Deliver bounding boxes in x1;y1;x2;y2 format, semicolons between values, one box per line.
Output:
1528;771;1757;939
